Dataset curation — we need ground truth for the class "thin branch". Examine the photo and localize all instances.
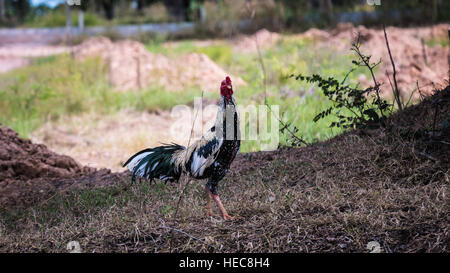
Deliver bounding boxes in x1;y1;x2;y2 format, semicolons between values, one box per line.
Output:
416;150;439;162
246;2;307;146
383;24;403;111
341;67;356;85
255;35;268;106
404;82;417;107
416;81;425;101
271;106;308;146
169;90;203;252
161;220;216;250
351;35;386;121
385;70;397;111
420;37;428;66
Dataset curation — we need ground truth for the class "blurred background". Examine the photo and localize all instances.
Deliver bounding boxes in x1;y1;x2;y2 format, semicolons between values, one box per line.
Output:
0;0;448;171
0;0;449;34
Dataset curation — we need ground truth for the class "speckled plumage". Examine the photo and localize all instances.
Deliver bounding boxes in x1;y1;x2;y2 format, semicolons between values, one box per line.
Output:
123;82;240;196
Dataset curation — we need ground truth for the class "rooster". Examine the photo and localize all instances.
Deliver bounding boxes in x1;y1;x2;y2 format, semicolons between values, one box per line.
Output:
123;76;240;220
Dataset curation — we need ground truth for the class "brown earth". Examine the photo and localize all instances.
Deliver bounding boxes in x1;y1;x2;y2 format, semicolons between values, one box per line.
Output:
0;44;69;73
72;37;246;92
300;23;450;97
0;86;448;253
0;25;449;252
0;125;100;207
1;24;446;98
31;106;218;172
232;28;281;53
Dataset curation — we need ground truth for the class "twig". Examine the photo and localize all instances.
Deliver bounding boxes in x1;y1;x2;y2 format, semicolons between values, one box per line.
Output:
246;3;307;146
351;34;386;121
421;37;428;66
383;24;403;111
169;90;203;252
161;220;215;250
250;26;268;104
416;150;439;162
341;67;356;85
271;107;308;146
352;34;380;92
385;70;396;111
404;82;417;107
416;81;425;101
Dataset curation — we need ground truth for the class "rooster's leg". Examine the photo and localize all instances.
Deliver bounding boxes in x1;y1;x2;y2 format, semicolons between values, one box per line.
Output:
205;186;217;217
211;193;234;220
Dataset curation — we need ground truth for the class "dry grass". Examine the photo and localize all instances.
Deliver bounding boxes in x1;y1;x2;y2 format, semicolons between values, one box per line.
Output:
30;107;217;171
0;86;448;253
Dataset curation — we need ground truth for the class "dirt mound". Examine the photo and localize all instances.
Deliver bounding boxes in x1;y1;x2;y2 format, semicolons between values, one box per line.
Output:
233;28;281;53
175;53;243;91
298;23;449;97
320;23;449;97
72;37;246;92
300;28;330;41
0;44;69;73
0;56;30;73
1;87;448;253
0;124;96;208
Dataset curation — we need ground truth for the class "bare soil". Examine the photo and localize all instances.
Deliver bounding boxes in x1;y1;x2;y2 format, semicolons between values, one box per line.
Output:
0;125;98;207
0;44;69;73
0;86;448;253
31;107;218;172
72;37;246;92
300;23;450;96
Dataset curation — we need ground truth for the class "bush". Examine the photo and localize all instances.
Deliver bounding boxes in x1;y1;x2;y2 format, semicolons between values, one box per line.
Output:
292;39;391;130
24;10;105;28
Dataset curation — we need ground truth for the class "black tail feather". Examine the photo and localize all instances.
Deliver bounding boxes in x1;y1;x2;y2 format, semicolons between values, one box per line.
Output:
123;144;185;184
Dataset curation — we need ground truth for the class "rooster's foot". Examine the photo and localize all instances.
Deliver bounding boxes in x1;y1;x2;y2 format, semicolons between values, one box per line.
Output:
206;209;218;217
221;214;235;220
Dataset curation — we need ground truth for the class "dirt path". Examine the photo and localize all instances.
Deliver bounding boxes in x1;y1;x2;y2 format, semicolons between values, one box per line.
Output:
0;44;69;73
31;106;217;172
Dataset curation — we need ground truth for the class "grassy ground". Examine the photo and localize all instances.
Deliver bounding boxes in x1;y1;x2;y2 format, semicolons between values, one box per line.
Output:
0;35;372;153
0;55;204;139
0;86;448;252
21;3;173;28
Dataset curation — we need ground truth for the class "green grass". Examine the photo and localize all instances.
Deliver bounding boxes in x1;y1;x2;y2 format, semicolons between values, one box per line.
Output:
0;55;201;138
1;95;448;252
21;2;173;29
144;36;373;152
425;36;450;48
24;11;106;28
0;35;372;151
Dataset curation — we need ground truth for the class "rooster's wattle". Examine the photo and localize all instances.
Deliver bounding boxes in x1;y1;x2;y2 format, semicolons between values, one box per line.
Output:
123;76;240;220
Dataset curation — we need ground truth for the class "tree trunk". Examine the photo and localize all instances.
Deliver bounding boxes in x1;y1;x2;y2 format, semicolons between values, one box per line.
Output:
0;0;4;21
78;11;84;31
65;2;72;42
17;0;27;22
66;3;71;28
319;0;333;24
431;0;438;22
163;0;188;21
137;0;144;11
103;0;115;20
